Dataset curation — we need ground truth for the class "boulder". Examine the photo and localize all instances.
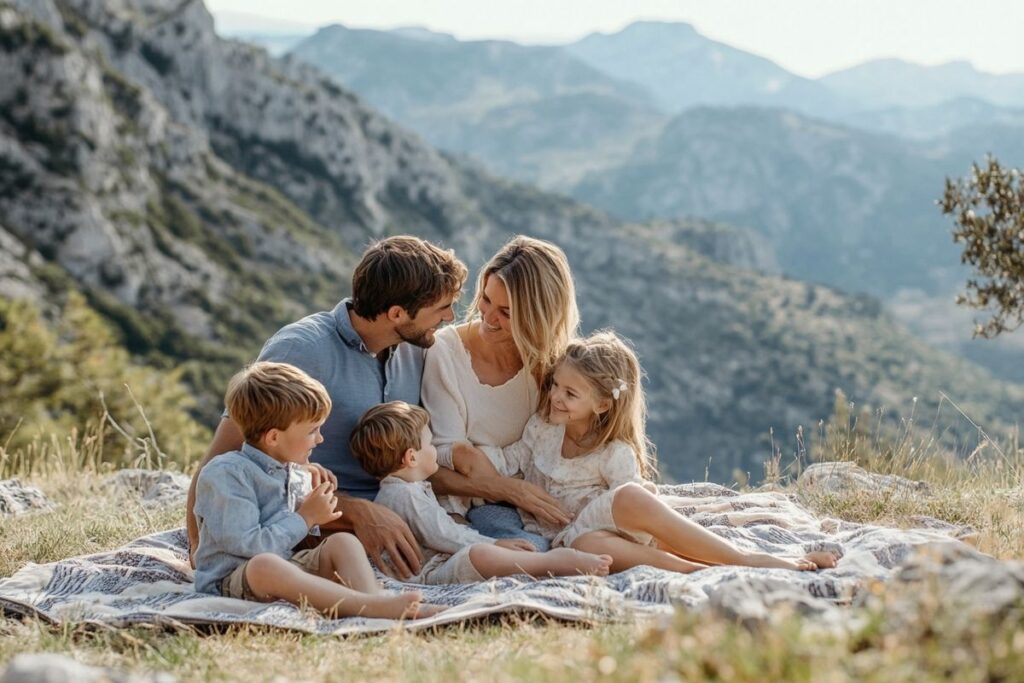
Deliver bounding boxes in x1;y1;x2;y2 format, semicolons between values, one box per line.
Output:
798;461;930;496
0;654;175;683
0;479;54;516
103;469;190;507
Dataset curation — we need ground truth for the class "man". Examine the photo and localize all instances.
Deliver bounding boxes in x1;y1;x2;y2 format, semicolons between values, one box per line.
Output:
187;236;466;578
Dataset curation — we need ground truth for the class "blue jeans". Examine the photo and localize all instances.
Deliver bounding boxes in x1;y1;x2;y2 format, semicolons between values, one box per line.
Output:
467;503;550;551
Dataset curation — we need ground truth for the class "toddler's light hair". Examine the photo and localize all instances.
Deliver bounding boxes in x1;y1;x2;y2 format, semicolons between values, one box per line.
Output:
540;331;657;479
225;362;331;444
350;401;430;479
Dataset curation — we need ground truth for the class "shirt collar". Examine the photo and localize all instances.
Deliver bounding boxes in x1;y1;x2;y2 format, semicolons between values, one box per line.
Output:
240;442;288;474
334;298;379;357
380;474;429;490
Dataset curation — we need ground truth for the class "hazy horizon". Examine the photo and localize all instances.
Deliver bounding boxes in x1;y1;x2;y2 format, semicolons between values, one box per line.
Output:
206;0;1024;79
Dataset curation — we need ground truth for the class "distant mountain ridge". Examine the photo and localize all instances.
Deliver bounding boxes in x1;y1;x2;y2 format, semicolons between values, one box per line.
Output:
565;21;849;118
821;58;1024;109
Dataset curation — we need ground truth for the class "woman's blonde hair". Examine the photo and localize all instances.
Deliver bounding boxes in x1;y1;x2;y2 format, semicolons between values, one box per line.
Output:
540;331;657;479
466;236;579;381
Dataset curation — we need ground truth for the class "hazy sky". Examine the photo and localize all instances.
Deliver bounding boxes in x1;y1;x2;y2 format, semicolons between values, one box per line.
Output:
205;0;1024;78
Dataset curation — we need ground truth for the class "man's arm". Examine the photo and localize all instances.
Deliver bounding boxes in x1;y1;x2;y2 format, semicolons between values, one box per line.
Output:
317;496;424;580
187;417;245;567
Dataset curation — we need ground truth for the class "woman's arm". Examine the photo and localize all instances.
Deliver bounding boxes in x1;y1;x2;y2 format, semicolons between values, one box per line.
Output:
429;441;571;527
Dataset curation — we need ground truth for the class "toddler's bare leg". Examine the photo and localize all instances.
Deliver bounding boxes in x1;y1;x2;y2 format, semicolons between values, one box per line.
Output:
468;544;612;578
316;532;380;593
244;553;440;619
571;530;707;574
611;484;826;570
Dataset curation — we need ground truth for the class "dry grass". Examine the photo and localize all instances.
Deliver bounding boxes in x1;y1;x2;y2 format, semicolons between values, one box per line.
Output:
2;413;1023;681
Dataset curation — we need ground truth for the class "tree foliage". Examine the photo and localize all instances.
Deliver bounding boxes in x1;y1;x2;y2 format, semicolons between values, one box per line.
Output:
941;156;1024;338
0;293;209;466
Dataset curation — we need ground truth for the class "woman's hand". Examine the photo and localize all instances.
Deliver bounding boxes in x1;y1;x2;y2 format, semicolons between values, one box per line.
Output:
488;477;572;527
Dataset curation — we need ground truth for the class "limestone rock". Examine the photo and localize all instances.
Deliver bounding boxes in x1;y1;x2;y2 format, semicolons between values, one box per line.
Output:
103;469;190;507
798;461;930;496
0;654;175;683
0;479;54;516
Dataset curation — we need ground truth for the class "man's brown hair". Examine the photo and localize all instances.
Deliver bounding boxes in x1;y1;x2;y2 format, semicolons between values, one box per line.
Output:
350;401;430;479
225;362;332;443
352;236;468;320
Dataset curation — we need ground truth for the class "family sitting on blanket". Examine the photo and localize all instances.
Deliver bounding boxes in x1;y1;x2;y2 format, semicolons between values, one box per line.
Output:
186;234;837;616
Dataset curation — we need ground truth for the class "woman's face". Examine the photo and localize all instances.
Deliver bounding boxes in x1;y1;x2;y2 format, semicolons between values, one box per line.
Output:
477;275;514;344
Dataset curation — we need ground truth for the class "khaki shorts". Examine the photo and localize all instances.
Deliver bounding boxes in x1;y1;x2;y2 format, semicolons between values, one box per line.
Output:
407;545;484;585
219;544;325;601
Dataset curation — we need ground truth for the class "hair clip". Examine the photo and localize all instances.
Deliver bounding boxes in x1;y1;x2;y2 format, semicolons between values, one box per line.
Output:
611;379;627;400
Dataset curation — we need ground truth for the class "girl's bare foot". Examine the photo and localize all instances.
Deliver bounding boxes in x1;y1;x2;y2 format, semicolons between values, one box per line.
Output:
749;548;827;573
543;548;614;576
804;550;839;569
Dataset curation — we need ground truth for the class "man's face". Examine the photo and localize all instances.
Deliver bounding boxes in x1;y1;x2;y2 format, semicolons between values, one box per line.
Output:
396;295;457;348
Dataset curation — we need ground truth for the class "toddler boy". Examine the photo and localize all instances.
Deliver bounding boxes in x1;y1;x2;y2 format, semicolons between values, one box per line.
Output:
349;401;612;583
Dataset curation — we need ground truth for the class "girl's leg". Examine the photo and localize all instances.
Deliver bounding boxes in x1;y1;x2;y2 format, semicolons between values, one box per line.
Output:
244;553;443;619
571;530;707;574
467;544;612;578
316;532;381;593
611;483;831;570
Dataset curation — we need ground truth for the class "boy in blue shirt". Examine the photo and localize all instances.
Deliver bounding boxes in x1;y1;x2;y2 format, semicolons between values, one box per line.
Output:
193;361;442;619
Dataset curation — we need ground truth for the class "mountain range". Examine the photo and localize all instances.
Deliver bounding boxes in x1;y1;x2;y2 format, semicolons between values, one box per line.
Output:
282;20;1024;381
3;0;1023;483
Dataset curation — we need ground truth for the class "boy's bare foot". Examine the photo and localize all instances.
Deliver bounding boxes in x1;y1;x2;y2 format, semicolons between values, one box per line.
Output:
360;590;441;620
544;548;614;577
404;602;448;619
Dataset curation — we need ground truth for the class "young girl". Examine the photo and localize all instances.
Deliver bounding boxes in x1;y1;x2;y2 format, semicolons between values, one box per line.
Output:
452;331;837;574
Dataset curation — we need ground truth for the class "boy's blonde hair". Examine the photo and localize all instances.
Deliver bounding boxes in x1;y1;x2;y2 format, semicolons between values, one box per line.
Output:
225;362;332;443
350;401;430;479
540;331;657;479
466;236;579;381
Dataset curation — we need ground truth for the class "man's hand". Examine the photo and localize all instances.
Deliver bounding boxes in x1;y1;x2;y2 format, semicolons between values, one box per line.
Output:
492;477;572;527
342;497;424;579
495;538;537;552
304;462;337;492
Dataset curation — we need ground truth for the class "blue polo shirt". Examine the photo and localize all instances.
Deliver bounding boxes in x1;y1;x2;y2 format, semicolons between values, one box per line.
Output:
254;299;424;499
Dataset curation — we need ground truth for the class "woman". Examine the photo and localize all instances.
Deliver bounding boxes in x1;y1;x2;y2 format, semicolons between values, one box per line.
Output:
424;236;579;549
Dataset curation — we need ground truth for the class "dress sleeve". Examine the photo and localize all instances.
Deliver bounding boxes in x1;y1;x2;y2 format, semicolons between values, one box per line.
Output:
421;338;468;470
490;413;541;476
599;441;645;490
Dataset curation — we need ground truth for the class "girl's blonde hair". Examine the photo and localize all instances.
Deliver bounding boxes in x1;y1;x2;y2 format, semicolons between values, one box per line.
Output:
540;331;657;479
466;236;579;381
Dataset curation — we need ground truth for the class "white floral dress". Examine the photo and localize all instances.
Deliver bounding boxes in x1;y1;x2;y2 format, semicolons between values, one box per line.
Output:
483;414;655;548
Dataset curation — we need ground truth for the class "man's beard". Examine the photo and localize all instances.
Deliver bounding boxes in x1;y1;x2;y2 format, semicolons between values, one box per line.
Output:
396;321;436;348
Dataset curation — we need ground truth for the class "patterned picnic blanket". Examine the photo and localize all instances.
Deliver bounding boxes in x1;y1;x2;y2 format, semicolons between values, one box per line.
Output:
0;483;975;635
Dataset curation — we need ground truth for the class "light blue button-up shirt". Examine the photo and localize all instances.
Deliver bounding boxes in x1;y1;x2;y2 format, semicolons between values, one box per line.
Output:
192;443;310;595
254;299;424;499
